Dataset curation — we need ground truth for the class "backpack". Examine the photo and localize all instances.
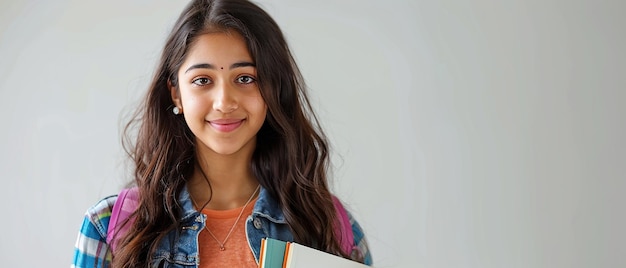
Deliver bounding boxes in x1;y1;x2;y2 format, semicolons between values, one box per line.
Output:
106;188;359;256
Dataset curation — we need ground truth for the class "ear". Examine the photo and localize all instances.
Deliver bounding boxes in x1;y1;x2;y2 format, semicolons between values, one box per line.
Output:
169;79;182;109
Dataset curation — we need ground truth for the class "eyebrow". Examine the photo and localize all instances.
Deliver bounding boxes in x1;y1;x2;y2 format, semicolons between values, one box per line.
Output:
184;61;255;73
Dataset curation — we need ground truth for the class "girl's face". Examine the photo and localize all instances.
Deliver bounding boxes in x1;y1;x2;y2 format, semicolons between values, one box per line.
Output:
171;31;267;157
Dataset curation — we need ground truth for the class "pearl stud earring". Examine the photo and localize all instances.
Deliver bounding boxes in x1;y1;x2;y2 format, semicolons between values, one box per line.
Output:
173;106;181;115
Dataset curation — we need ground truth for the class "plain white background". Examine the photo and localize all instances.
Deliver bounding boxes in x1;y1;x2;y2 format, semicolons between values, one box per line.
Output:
1;0;624;267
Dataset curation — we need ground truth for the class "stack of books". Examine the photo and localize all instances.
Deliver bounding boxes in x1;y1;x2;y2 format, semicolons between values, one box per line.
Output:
259;238;370;268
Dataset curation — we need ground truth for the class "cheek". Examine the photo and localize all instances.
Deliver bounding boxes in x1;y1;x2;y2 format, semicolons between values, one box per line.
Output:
180;95;210;129
181;94;206;111
252;96;267;118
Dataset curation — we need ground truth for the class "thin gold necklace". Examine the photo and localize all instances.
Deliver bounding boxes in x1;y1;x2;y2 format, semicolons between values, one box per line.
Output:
192;185;260;251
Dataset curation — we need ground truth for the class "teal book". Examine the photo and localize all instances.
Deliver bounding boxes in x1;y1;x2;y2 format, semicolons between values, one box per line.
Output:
259;238;288;268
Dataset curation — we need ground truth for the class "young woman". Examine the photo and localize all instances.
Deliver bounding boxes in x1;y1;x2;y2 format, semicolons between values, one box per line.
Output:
72;0;372;267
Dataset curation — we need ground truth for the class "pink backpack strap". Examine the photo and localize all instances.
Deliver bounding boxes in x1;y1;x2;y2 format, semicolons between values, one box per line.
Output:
106;187;140;252
332;196;357;256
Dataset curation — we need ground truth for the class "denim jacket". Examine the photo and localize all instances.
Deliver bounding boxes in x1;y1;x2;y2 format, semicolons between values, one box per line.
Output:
72;186;372;267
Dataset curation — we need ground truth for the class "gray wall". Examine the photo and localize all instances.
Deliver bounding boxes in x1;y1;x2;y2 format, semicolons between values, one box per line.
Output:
1;0;624;267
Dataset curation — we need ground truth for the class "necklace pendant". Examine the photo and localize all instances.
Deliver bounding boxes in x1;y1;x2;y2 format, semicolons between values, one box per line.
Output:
219;246;226;251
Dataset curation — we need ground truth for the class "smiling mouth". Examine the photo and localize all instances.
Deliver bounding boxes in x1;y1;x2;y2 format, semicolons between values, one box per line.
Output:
208;119;244;132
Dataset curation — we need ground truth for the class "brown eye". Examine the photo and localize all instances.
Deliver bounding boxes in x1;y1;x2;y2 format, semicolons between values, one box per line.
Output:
236;75;256;84
192;77;211;86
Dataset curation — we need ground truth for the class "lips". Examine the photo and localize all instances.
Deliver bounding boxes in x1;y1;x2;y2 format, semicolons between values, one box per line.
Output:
208;118;244;132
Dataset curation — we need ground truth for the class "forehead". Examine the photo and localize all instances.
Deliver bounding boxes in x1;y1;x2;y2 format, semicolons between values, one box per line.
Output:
183;31;253;66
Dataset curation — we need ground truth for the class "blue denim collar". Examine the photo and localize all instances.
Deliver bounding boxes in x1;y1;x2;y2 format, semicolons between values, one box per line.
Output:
178;184;286;223
178;185;200;223
251;187;286;223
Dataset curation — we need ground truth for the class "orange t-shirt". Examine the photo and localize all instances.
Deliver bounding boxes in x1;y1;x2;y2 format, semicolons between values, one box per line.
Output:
198;197;258;268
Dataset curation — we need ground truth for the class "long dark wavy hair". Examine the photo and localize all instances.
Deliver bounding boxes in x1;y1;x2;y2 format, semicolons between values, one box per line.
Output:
112;0;357;267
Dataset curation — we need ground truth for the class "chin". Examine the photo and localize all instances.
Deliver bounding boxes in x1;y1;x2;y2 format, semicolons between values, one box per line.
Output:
198;137;257;157
210;148;241;155
213;150;238;155
207;143;252;156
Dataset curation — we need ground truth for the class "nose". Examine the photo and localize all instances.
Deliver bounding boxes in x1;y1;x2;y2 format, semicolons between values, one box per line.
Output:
213;82;238;113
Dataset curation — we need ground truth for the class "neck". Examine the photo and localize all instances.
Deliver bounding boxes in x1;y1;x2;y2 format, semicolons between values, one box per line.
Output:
188;143;260;210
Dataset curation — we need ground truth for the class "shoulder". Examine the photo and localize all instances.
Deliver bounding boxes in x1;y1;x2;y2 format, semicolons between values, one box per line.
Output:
344;207;374;266
76;195;117;243
85;195;118;238
72;195;117;267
